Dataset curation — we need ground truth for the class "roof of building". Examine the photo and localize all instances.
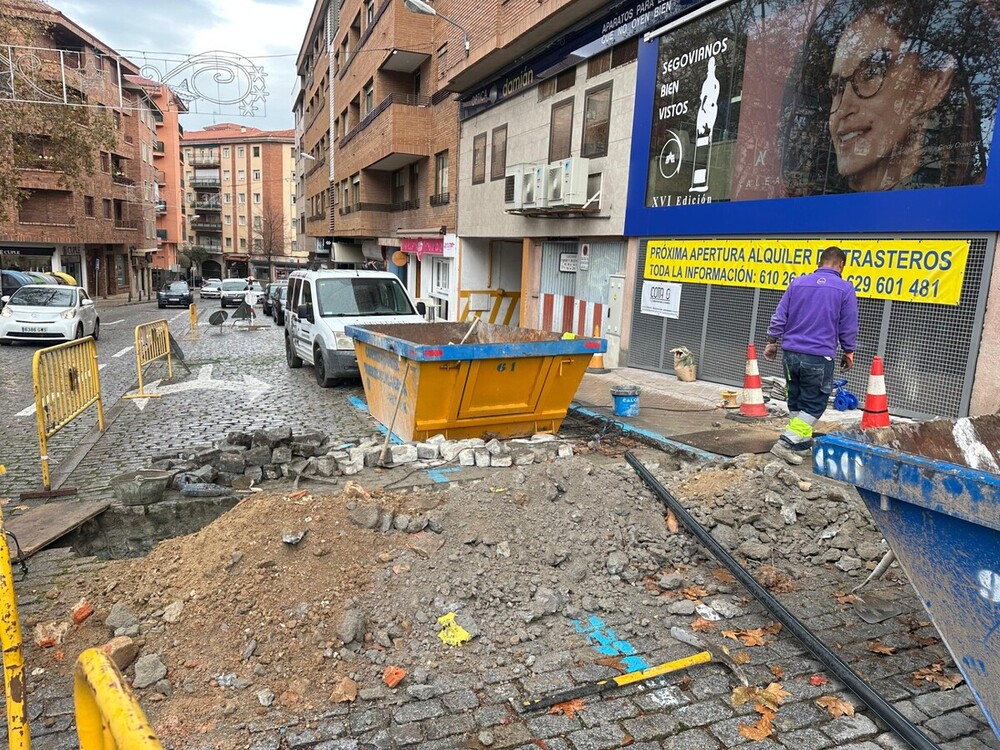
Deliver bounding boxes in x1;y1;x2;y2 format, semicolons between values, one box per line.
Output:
182;123;295;145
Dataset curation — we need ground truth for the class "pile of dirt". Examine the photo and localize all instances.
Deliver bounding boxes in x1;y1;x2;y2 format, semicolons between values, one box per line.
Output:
26;447;891;747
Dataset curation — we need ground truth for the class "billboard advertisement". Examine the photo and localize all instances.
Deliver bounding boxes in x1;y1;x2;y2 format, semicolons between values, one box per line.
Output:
628;0;1000;234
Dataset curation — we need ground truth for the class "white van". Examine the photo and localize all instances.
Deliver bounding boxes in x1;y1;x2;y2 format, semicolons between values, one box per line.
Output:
284;269;426;386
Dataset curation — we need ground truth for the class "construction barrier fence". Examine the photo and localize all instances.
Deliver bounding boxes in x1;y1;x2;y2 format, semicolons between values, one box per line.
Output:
0;506;29;749
124;320;172;400
74;649;163;750
32;337;105;491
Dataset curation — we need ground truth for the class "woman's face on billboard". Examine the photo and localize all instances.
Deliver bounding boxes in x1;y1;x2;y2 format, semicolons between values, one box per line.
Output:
827;11;953;191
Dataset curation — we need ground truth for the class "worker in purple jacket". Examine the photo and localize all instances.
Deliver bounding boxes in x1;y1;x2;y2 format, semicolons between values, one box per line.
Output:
763;246;859;465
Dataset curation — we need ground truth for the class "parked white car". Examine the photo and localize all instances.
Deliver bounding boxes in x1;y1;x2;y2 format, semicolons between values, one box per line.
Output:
284;269;426;387
0;285;99;345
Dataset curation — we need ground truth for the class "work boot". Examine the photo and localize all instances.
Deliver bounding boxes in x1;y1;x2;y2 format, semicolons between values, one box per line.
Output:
769;441;804;466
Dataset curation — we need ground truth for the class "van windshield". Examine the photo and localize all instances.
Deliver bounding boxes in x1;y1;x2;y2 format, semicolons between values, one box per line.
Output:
315;277;414;317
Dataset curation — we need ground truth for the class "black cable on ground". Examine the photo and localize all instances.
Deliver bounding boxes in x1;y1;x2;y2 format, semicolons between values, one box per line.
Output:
624;451;941;750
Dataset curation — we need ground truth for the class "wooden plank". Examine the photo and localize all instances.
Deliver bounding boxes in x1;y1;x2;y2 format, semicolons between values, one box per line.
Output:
5;500;110;560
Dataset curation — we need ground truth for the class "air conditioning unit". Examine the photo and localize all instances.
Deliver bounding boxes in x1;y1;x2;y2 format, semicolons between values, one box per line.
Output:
547;156;590;207
523;163;549;209
503;164;527;210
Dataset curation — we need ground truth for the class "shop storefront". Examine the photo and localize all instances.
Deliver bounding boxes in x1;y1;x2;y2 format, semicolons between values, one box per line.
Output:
625;0;1000;418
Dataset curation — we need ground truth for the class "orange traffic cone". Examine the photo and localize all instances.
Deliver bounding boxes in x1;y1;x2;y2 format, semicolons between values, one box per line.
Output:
740;344;768;418
860;356;890;429
588;323;608;373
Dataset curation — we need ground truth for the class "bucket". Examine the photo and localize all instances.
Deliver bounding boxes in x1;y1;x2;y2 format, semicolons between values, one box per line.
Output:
110;469;172;506
610;385;641;417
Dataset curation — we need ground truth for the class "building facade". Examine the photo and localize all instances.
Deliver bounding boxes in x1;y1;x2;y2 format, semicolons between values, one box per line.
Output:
0;1;158;299
181;124;300;280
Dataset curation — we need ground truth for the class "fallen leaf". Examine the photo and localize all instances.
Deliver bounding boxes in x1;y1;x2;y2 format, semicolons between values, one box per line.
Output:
759;566;796;593
833;591;858;605
548;698;585;719
711;568;736;584
730;685;759;708
620;733;635;747
532;741;549;750
329;676;358;703
680;586;709;601
733;652;751;665
722;628;767;647
809;675;829;686
757;682;792;712
596;655;627;672
908;632;939;647
816;695;855;718
677;675;692;692
867;639;896;655
769;664;785;678
762;622;783;636
690;618;717;632
910;663;964;690
729;682;789;712
665;510;680;534
738;710;775;740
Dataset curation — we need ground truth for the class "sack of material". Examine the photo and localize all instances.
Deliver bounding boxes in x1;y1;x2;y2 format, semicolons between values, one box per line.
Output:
670;346;697;382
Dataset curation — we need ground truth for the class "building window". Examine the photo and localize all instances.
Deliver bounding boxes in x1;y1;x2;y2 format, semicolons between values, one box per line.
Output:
587;50;612;79
252;169;261;181
100;152;110;172
435;151;448;195
115;255;126;287
238;147;245;158
239;215;246;225
254;216;262;230
226;237;232;248
549;98;574;163
240;238;247;249
437;42;448;79
102;198;112;219
611;37;639;68
253;192;261;204
363;79;374;115
581;83;612;158
430;257;450;320
351;174;360;206
538;68;576;102
224;193;232;204
392;169;405;205
224;170;231;181
223;147;230;158
472;132;487;185
252;146;260;158
84;196;95;217
238;193;246;204
225;214;232;225
238;169;245;181
491;125;507;181
366;0;375;25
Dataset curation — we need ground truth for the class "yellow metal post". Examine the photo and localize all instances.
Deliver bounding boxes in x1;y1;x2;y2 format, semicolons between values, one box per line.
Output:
187;303;200;340
74;649;163;750
32;348;52;491
0;504;30;749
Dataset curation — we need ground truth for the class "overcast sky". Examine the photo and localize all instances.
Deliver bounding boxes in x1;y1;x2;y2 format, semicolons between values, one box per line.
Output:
55;0;313;132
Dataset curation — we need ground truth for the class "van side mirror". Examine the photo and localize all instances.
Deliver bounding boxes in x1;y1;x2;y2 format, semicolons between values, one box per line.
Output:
81;298;94;307
1;296;9;305
297;303;313;323
416;301;427;316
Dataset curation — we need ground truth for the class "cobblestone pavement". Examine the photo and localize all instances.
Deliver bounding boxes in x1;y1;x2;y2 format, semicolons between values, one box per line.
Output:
0;308;997;750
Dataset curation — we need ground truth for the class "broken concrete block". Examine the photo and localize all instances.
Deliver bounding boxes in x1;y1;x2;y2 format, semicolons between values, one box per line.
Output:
490;454;513;468
389;444;418;465
216;453;246;474
458;449;476;466
244;446;273;467
415;442;439;460
474;448;491;468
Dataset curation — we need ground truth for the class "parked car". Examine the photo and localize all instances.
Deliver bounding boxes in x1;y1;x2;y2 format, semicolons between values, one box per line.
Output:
157;281;193;309
200;279;223;299
221;279;263;308
272;284;289;326
262;281;287;316
284;269;426;387
0;285;99;345
1;270;36;310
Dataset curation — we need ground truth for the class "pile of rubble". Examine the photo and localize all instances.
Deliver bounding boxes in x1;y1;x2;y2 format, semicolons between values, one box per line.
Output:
147;428;578;495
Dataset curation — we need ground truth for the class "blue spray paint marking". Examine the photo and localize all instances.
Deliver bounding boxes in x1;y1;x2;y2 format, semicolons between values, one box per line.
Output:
572;615;649;672
348;396;403;444
426;467;462;484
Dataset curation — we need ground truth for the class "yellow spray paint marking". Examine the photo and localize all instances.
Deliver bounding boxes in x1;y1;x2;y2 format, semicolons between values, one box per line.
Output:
437;612;471;646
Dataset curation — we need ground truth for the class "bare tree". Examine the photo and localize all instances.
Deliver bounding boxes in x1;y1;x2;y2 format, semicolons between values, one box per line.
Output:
251;202;288;281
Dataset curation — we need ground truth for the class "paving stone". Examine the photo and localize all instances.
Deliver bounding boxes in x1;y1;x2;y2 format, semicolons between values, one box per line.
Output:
578;697;639;728
567;724;628;750
875;732;910;750
942;738;999;750
772;700;828;731
821;714;880;743
348;709;386;734
486;722;531;749
674;700;734;729
913;688;976;717
442;688;480;711
660;729;722;750
623;713;682;741
527;713;584;737
778;728;833;750
924;712;984;741
632;683;690;712
387;722;424;746
475;704;513;728
423;712;476;740
392;699;445;724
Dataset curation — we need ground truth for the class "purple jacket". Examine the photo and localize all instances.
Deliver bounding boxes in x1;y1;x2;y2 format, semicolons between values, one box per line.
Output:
768;267;858;357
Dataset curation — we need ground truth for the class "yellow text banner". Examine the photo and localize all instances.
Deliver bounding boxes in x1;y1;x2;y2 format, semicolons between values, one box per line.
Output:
643;239;970;305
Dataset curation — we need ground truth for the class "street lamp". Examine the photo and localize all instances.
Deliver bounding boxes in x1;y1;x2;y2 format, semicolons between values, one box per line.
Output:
403;0;470;56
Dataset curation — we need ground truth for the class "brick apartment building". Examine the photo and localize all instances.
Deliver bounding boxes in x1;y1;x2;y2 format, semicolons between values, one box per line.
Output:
181;125;301;281
1;1;158;300
296;0;461;315
126;76;189;287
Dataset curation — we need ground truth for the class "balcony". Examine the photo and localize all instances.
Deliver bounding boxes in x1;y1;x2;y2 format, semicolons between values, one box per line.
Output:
192;200;222;212
189;176;221;189
430;193;450;207
197;238;222;250
112;172;135;186
188;153;220;166
339;94;432;171
191;219;223;232
390;199;420;212
153;140;165;155
115;218;139;230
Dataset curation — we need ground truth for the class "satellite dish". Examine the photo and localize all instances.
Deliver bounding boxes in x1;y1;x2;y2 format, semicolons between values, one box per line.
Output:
209;310;228;326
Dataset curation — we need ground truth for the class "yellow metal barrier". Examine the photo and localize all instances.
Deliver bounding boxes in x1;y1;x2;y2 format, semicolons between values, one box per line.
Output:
74;649;163;750
187;303;200;340
123;321;172;401
458;289;521;326
0;503;29;750
31;337;105;492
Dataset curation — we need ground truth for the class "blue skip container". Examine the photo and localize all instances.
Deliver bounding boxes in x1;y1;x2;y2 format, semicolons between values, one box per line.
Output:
610;386;641;417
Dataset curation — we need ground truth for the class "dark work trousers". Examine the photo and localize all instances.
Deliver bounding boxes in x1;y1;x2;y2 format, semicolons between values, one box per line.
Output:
780;350;835;451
